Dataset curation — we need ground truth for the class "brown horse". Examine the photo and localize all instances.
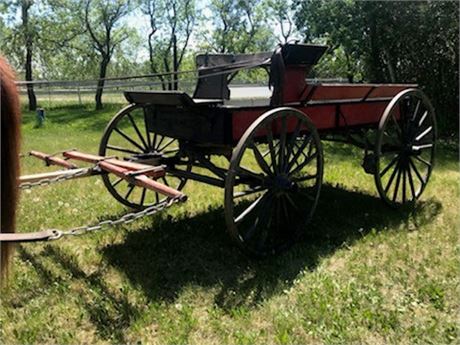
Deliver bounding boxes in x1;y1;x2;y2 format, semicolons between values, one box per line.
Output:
0;56;21;282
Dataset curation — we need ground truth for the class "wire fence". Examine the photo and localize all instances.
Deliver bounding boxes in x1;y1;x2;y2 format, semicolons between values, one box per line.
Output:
16;73;348;108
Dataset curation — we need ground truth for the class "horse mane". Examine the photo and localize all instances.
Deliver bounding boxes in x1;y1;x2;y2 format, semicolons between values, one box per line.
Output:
0;56;21;282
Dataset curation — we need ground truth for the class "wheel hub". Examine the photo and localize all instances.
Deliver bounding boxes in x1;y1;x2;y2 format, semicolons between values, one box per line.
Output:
273;175;296;195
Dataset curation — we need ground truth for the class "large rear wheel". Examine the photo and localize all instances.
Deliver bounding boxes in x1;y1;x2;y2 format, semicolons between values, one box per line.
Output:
374;89;436;207
225;107;323;257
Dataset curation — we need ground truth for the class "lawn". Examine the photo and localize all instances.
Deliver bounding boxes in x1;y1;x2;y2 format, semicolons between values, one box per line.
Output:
1;102;458;344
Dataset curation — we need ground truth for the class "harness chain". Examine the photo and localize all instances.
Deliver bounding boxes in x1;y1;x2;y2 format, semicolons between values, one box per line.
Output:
48;196;182;240
14;163;184;242
19;168;93;190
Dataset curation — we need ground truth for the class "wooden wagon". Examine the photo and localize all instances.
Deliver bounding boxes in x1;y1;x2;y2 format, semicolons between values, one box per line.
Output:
15;43;437;256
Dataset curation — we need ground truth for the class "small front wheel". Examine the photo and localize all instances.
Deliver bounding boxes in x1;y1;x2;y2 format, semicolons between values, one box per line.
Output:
99;104;189;209
225;107;323;257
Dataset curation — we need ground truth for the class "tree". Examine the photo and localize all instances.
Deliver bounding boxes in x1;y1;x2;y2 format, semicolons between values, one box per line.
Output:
141;0;196;90
21;0;37;110
84;0;131;109
267;0;296;44
2;1;39;110
205;0;273;54
295;0;459;137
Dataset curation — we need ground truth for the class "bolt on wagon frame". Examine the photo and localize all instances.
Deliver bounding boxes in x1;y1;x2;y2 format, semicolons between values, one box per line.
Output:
12;43;437;256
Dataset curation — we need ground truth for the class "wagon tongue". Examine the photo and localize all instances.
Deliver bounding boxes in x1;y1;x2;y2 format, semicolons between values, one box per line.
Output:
25;150;187;202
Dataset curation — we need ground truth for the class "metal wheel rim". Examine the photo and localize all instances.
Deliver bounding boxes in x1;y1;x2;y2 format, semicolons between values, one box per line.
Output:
99;104;190;209
225;107;323;257
374;89;437;207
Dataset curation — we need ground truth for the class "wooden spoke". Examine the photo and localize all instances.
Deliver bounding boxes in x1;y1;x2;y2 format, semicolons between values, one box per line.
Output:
125;184;135;200
384;159;400;194
413;155;431;167
265;123;278;174
155;135;165;151
402;165;407;203
392;165;403;202
380;154;399;177
114;128;146;152
289;151;318;177
127;112;149;150
152;132;158;150
286;135;312;172
106;145;141;155
233;186;268;198
412;100;421;121
407;164;417;200
408;158;425;185
158;138;176;152
418;110;428;127
285;119;303;168
279;115;287;172
112;177;123;188
235;193;267;224
143;112;152;150
412;143;433;150
390;112;403;138
140;188;147;206
250;141;273;176
236;166;266;182
415;126;432;142
292;174;317;183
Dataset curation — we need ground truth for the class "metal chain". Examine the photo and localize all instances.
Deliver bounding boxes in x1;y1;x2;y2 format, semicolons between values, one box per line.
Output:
48;196;182;240
19;168;93;190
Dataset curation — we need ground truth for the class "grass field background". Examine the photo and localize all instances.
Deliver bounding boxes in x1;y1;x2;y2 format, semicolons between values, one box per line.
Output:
1;102;458;344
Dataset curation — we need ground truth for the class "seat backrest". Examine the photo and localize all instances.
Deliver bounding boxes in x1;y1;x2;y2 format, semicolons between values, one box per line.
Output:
270;44;328;105
193;52;271;100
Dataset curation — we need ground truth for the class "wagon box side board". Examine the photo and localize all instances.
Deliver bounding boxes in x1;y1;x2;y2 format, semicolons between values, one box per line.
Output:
229;84;416;142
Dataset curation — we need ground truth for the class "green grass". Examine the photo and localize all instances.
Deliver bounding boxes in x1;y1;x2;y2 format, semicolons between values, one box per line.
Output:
1;103;458;344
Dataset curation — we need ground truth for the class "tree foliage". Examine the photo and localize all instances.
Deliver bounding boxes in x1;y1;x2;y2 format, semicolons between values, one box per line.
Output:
141;0;197;90
295;0;459;137
83;0;132;109
203;0;274;53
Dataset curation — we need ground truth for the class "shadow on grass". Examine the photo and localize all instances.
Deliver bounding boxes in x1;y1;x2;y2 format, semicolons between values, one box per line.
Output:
16;245;135;344
101;184;441;310
15;184;441;340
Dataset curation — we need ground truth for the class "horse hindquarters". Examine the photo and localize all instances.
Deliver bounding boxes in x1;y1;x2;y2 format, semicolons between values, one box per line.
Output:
0;57;21;280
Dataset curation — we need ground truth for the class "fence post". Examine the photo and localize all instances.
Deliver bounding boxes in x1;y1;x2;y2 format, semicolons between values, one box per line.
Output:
77;83;82;106
47;79;51;108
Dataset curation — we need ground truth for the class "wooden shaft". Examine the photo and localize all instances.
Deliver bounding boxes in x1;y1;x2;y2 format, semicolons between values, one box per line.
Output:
19;168;98;184
98;161;186;200
30;150;77;169
63;151;165;178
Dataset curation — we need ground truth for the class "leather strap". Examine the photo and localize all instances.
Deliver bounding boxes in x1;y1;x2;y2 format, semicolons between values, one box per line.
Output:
0;230;58;242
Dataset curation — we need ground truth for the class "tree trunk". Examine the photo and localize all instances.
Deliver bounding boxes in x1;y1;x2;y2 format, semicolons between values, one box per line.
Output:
368;16;385;82
25;45;36;111
148;29;166;90
22;1;37;111
95;57;109;110
172;34;178;90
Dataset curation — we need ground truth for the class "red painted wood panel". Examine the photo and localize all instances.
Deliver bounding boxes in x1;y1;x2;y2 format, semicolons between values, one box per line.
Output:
231;101;391;142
